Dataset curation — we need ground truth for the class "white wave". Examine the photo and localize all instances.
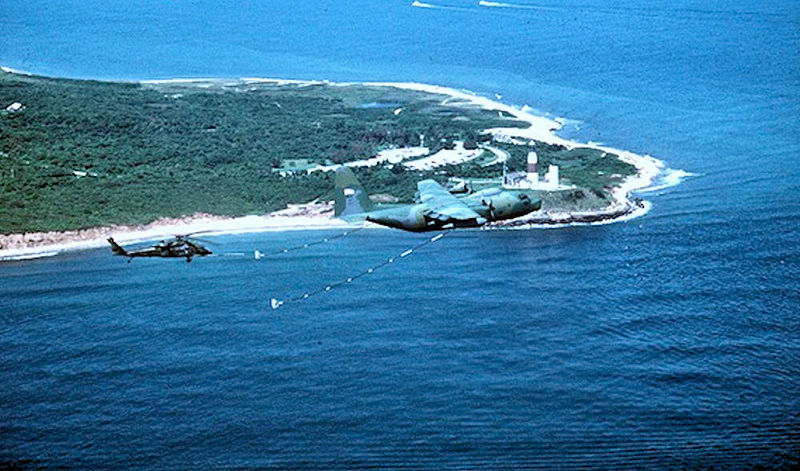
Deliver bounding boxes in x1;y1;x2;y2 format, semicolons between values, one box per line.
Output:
411;1;476;13
478;1;559;12
1;66;33;75
554;117;582;133
0;251;60;262
554;117;582;127
637;168;697;193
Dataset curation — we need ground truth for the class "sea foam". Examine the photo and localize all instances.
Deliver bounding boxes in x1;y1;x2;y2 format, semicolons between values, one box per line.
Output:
411;1;436;8
638;169;697;193
479;1;559;12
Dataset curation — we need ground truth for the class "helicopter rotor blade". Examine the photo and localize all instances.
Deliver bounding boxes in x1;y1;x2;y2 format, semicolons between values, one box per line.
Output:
179;230;219;238
186;237;217;246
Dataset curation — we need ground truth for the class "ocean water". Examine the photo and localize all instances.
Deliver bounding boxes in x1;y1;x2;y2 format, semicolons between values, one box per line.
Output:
1;0;799;468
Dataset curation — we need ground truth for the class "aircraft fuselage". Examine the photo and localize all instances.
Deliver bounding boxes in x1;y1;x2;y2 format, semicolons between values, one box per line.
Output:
365;188;541;231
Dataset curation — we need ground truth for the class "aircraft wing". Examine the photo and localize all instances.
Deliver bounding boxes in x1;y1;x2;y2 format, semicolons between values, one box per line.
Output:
416;179;485;223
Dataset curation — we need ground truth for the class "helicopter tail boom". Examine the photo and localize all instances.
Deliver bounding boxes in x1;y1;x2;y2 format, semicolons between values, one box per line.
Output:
107;237;128;256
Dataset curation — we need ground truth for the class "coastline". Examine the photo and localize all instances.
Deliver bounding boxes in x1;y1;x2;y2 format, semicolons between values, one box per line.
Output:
361;81;663;209
1;72;664;260
0;202;351;261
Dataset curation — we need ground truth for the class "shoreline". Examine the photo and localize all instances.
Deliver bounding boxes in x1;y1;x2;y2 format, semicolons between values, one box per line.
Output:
0;71;665;261
491;198;650;229
0;202;350;261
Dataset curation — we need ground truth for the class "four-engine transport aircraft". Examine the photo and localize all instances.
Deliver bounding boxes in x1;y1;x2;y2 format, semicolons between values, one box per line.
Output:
333;166;541;231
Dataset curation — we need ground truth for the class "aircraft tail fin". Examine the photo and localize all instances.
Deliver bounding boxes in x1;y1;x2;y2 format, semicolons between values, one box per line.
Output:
107;237;127;256
334;166;373;218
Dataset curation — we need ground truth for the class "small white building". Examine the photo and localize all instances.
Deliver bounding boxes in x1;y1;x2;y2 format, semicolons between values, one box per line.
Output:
545;164;559;188
5;102;24;113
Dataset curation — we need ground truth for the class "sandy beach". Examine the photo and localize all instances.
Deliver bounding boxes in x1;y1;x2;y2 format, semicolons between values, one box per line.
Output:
0;203;351;261
1;75;664;261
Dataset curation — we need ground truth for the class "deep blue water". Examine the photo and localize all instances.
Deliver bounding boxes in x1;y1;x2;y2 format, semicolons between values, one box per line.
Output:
2;0;799;468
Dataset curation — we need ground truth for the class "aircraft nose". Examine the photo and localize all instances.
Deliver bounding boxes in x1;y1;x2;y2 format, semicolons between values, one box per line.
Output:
365;213;403;230
365;214;383;225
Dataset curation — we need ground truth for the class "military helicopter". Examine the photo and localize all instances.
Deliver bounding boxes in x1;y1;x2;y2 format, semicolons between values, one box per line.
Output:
107;233;213;263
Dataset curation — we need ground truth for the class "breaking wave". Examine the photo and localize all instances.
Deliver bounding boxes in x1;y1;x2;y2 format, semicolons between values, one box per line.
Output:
411;1;476;13
0;251;60;262
638;168;697;193
411;1;436;8
478;1;559;12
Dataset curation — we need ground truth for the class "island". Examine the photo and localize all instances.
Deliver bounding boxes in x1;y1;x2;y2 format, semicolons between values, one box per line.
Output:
0;69;661;259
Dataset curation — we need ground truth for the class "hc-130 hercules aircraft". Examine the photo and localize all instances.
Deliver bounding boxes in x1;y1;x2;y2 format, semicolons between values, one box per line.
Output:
333;166;541;231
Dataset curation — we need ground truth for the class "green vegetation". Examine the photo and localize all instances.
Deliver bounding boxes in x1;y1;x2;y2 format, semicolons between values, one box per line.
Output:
0;72;636;234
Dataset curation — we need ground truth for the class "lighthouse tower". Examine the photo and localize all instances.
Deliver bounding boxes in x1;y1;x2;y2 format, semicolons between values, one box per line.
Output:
526;151;540;186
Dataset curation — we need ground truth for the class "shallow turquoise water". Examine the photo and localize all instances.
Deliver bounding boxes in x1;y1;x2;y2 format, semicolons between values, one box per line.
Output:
1;0;799;468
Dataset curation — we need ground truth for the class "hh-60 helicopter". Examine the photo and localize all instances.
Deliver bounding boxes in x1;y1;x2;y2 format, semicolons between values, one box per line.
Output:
108;234;212;262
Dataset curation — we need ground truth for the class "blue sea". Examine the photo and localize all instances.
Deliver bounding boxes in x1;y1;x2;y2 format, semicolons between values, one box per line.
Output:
1;0;799;468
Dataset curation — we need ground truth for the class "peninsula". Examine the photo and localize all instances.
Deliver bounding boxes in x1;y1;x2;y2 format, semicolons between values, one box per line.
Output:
0;69;661;259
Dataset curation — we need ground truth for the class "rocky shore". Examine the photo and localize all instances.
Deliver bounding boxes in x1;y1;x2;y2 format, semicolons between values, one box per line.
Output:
493;198;648;228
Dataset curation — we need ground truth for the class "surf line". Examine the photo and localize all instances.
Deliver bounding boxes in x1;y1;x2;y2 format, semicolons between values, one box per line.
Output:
270;233;446;310
252;227;363;260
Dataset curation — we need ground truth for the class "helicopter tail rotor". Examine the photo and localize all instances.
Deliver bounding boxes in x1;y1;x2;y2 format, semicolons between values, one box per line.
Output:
107;237;128;256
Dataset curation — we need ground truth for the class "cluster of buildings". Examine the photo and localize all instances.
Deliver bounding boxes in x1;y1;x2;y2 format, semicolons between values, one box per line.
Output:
272;142;569;194
503;151;566;191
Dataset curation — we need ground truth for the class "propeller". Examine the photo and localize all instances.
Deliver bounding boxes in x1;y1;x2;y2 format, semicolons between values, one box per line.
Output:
482;198;496;219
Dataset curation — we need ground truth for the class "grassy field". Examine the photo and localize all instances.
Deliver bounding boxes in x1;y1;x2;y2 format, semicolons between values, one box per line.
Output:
0;72;635;233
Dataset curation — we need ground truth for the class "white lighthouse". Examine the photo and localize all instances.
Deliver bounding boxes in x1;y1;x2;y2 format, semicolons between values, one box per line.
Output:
526;151;540;186
502;149;567;191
